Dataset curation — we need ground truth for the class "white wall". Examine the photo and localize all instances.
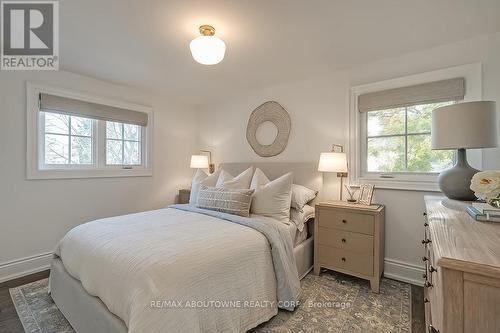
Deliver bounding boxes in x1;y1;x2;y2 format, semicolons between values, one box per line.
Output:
0;70;197;282
197;32;500;285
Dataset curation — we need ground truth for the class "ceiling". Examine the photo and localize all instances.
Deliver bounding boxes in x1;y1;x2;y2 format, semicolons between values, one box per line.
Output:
60;0;500;106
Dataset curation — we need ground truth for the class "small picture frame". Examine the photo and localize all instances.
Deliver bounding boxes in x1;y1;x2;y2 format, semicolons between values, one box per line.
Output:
358;184;375;205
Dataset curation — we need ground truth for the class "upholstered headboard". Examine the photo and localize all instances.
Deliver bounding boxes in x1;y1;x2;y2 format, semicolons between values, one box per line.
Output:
219;162;322;201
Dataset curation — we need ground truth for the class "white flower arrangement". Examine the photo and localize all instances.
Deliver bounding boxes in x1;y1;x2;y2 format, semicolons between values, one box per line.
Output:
470;171;500;206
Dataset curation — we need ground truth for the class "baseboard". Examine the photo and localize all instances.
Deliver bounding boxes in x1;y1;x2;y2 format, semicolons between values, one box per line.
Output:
0;252;53;283
384;258;425;286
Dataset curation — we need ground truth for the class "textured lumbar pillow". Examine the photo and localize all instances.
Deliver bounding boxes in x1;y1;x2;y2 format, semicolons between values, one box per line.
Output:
291;184;318;211
215;167;253;189
250;170;293;223
189;169;222;205
196;186;254;217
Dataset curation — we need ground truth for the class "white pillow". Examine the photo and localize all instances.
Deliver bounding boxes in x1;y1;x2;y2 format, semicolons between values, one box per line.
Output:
250;167;270;190
216;167;253;189
250;170;293;223
189;169;222;205
291;184;318;210
290;204;315;232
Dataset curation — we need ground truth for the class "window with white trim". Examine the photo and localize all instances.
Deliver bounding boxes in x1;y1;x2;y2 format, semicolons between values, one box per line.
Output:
27;83;153;179
365;101;456;174
349;63;483;190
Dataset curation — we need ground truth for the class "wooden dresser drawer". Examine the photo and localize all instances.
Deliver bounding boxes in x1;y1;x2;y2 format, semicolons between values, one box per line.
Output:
318;208;374;235
318;227;374;255
318;245;373;276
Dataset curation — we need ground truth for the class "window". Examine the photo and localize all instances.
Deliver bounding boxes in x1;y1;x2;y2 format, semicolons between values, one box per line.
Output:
42;112;94;166
366;101;455;173
349;63;483;191
27;83;153;179
106;122;142;166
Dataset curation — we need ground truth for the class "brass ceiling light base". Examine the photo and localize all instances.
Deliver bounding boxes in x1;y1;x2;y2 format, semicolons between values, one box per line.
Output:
199;25;216;36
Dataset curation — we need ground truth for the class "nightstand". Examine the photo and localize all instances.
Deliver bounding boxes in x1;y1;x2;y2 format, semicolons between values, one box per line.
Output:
178;189;191;204
314;201;385;292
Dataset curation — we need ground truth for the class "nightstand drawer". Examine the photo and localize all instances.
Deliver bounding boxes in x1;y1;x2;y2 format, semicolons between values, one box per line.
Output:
318;227;373;254
318;245;373;276
318;208;374;235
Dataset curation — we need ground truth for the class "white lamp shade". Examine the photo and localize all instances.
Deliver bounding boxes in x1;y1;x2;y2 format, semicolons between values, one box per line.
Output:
318;152;348;172
190;155;209;169
189;36;226;65
432;101;498;149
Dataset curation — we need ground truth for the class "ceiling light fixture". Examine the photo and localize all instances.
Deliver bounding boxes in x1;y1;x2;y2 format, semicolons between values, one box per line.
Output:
189;25;226;65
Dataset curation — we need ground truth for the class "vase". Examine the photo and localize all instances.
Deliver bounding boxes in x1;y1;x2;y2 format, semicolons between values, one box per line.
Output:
488;198;500;209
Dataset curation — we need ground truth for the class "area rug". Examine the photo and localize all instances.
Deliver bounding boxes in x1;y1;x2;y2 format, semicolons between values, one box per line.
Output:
10;271;410;333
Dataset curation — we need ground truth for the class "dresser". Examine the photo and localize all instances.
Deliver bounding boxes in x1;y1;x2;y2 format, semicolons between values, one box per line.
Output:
314;201;385;292
423;196;500;333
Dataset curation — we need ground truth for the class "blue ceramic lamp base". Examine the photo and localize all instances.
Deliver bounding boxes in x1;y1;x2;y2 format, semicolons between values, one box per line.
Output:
438;148;478;201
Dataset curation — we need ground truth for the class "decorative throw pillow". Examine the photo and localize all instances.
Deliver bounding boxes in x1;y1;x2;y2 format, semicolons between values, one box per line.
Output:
216;167;254;189
250;170;293;223
291;184;318;210
290;204;315;232
196;186;254;217
250;167;270;190
189;169;222;205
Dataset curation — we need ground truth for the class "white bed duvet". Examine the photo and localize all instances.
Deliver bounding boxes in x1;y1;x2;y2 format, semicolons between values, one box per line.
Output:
53;206;301;333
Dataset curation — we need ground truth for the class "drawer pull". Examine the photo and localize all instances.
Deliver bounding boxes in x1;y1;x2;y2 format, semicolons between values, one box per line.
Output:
421;239;431;244
341;257;346;262
341;238;346;243
428;324;439;333
342;219;347;224
429;266;437;273
424;281;433;288
424;298;429;303
422;256;428;262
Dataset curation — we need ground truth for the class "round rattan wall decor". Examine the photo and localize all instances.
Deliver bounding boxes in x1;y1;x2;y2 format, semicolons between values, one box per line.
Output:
246;101;291;157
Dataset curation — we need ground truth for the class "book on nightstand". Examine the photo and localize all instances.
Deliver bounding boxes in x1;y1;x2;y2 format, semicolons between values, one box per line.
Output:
466;205;500;223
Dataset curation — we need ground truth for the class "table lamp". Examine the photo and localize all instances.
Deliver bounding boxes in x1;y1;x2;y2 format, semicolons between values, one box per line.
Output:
432;101;498;200
318;144;348;200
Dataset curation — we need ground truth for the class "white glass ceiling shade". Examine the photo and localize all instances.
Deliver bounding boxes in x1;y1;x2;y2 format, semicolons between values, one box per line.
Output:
432;101;498;149
318;152;348;172
190;155;209;169
190;35;226;65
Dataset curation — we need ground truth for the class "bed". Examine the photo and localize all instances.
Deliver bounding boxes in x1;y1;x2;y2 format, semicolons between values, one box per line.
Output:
49;162;319;333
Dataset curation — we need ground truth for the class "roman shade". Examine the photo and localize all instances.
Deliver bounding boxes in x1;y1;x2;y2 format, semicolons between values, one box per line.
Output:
39;93;148;126
358;78;465;112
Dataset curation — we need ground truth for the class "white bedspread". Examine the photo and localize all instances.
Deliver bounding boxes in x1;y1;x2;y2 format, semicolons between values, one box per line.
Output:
54;208;284;333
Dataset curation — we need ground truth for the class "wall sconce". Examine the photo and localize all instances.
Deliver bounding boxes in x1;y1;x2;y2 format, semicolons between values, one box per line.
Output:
318;144;348;200
190;150;215;174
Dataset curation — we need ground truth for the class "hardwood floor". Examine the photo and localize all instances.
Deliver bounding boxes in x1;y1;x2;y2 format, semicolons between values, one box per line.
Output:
0;270;50;333
0;271;425;333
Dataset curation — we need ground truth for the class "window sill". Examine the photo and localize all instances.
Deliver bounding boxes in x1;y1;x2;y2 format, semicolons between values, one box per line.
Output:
354;177;441;192
26;168;152;180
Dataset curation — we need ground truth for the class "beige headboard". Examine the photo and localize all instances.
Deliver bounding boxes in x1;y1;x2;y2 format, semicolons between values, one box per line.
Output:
219;162;322;202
